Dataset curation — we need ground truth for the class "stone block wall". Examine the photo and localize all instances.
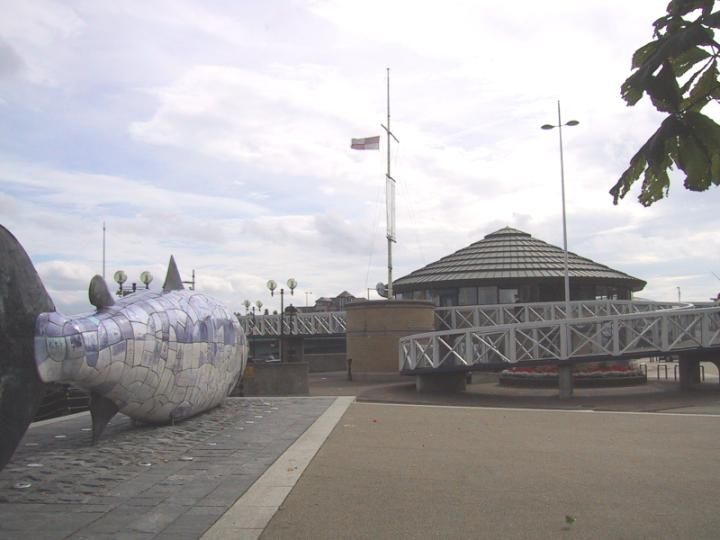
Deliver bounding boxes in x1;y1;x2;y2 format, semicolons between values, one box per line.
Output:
345;300;435;372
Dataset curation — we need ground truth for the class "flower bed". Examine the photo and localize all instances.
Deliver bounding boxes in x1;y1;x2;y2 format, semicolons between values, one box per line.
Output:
499;362;647;388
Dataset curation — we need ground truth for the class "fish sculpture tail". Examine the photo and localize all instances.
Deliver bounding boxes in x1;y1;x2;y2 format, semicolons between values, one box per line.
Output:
0;225;55;471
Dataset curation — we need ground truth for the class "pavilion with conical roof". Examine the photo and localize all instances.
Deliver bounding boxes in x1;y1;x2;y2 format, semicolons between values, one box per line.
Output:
393;227;646;306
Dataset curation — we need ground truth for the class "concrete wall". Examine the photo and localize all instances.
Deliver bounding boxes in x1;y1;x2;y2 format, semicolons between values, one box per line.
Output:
345;300;435;372
306;353;346;373
240;362;309;396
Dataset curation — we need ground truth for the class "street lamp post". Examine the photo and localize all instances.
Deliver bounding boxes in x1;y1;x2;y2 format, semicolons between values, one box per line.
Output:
113;270;153;297
541;101;579;320
250;305;257;359
267;278;297;361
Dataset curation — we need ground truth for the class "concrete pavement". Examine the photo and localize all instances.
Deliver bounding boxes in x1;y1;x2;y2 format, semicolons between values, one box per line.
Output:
0;397;340;539
262;401;720;539
4;373;720;539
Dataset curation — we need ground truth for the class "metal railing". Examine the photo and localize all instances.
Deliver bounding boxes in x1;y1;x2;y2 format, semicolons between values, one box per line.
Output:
238;311;347;336
400;304;720;372
239;300;691;337
432;299;685;330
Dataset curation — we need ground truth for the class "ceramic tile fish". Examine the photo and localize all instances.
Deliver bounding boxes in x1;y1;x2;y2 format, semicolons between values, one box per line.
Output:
0;225;247;470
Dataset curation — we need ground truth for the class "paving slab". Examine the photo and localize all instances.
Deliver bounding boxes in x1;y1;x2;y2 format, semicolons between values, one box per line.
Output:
0;396;336;539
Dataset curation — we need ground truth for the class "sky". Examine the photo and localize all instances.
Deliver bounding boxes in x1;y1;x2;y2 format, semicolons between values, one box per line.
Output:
2;0;719;315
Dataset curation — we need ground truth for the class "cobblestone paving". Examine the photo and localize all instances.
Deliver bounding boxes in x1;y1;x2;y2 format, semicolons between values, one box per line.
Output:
0;397;334;540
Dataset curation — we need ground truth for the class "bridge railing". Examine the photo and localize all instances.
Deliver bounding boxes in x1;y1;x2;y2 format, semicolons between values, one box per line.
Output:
432;299;685;330
400;305;720;372
238;311;347;336
238;300;692;337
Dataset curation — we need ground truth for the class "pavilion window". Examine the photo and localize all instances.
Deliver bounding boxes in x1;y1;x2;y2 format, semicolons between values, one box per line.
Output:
477;286;498;305
458;287;478;306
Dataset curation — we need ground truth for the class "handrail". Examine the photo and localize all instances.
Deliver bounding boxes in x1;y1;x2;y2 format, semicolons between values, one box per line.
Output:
238;299;694;337
399;304;720;372
238;310;347;336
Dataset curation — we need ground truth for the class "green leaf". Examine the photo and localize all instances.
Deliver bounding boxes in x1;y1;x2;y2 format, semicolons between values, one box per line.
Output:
685;112;720;187
677;132;711;190
647;62;683;112
685;111;720;151
679;62;708;93
654;14;684;37
639;156;672;206
622;25;715;107
611;117;681;205
711;153;720;184
611;150;648;204
682;59;719;111
670;46;711;77
703;10;720;28
632;41;661;69
667;0;714;18
621;72;648;106
614;0;720;205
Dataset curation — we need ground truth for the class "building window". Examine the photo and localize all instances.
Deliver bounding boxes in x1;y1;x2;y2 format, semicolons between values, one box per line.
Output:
413;290;428;300
499;288;519;304
458;287;478;306
477;286;498;305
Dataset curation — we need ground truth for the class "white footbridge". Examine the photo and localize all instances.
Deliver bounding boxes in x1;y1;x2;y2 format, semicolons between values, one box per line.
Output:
238;300;720;373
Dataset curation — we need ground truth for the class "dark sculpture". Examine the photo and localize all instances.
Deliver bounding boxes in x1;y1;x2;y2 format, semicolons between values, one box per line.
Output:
0;225;55;471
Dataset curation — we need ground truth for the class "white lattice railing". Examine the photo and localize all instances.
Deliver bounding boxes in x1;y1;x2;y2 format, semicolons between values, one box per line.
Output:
432;300;684;330
400;304;720;372
238;300;688;337
238;311;347;336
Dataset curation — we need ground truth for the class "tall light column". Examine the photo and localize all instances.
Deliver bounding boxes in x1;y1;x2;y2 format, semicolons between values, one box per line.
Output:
541;101;579;320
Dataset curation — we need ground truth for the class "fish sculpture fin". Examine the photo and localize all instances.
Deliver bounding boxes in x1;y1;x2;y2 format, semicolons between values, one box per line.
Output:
89;392;119;444
88;275;115;310
162;255;185;293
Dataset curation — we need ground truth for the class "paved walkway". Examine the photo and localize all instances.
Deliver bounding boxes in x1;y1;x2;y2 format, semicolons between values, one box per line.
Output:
3;374;720;539
262;401;720;539
0;397;344;539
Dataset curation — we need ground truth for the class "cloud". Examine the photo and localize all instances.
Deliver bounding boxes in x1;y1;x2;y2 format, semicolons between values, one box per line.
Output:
129;64;382;186
0;38;24;79
4;0;719;314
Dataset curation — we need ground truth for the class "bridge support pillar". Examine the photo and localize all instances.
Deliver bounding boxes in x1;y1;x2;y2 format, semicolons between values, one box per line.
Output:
558;365;574;398
416;373;467;393
678;353;703;389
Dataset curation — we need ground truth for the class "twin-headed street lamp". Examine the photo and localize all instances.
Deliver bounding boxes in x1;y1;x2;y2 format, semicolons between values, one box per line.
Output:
267;278;297;361
541;100;579;320
113;270;153;296
241;299;265;359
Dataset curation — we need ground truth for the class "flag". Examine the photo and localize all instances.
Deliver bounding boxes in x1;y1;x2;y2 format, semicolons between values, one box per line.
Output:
351;136;380;150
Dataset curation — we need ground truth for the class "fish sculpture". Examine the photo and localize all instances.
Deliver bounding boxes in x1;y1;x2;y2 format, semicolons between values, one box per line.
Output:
0;225;247;471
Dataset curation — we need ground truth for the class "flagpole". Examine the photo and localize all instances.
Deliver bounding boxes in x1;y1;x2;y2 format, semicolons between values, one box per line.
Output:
386;67;393;298
382;67;398;299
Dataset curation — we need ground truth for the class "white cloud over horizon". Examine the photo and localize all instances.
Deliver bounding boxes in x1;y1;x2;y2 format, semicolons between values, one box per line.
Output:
2;0;720;316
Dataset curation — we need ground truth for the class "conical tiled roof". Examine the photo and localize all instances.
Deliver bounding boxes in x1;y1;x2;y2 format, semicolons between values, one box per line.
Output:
393;227;646;291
